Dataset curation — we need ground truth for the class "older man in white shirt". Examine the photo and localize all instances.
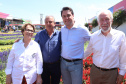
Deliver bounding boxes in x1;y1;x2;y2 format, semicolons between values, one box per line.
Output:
84;10;126;84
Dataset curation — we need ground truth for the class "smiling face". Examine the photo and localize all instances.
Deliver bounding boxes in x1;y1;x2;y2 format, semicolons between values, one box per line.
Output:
61;10;74;29
45;16;55;31
98;11;113;33
23;25;34;39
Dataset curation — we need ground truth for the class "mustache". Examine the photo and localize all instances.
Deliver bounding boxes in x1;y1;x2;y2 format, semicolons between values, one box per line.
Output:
101;24;108;26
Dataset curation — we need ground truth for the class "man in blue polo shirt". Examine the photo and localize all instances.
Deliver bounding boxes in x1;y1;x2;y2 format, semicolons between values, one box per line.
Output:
35;16;61;84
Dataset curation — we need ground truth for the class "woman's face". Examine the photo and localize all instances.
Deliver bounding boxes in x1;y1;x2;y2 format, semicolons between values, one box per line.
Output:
23;25;34;39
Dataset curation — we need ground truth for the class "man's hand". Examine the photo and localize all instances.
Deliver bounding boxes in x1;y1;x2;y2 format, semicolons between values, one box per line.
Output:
6;74;12;84
15;39;20;43
116;74;124;84
36;74;42;84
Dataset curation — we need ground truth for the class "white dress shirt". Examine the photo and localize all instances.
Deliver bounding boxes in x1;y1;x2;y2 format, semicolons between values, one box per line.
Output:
61;24;91;59
5;39;43;84
84;28;126;75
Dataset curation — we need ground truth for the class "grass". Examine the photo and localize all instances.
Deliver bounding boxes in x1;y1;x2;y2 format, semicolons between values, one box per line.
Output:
84;42;89;51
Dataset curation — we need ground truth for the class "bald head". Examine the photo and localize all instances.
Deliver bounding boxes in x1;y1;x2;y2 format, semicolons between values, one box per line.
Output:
45;16;55;22
44;16;55;32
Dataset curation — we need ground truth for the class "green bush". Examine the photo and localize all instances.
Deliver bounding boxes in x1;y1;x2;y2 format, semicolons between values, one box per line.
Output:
0;69;6;84
84;23;89;28
113;9;126;27
0;40;15;45
91;19;98;27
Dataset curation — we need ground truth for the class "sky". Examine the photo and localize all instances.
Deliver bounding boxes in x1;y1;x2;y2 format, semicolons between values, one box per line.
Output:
0;0;123;25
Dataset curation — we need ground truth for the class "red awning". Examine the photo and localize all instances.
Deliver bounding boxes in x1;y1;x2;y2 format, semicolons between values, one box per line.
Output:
9;24;23;26
0;12;9;19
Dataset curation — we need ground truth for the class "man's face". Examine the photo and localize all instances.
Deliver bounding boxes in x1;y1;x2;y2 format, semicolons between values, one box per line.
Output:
45;17;55;30
61;10;74;27
98;12;113;33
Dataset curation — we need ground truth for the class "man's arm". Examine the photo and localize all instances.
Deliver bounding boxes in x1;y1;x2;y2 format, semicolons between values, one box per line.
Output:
34;32;40;43
118;35;126;75
84;37;93;59
117;35;126;83
83;27;91;43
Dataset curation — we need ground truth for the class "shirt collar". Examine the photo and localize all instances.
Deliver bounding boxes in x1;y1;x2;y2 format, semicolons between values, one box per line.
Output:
19;39;24;44
97;27;114;36
109;28;115;35
64;23;78;29
44;29;57;35
19;39;33;45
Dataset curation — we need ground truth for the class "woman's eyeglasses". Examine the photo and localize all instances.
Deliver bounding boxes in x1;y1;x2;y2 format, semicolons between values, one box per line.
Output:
25;29;34;33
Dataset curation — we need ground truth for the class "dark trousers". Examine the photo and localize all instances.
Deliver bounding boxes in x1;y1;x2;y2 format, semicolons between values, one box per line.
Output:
42;61;61;84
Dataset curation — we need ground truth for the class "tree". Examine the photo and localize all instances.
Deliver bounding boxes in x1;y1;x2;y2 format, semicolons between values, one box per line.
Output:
84;23;89;27
113;10;126;28
91;19;98;27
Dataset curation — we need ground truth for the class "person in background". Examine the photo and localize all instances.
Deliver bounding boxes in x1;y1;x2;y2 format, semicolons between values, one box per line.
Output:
4;25;8;32
35;16;61;84
13;25;15;32
60;7;91;84
84;10;126;84
7;26;10;31
5;23;43;84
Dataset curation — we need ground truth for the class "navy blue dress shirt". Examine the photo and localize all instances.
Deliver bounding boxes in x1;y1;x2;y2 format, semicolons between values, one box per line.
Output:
35;29;61;63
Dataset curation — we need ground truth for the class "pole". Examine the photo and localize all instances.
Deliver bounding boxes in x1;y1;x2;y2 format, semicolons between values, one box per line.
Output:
40;14;43;25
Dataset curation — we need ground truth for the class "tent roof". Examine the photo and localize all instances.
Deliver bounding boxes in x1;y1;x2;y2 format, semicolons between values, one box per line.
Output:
0;12;9;19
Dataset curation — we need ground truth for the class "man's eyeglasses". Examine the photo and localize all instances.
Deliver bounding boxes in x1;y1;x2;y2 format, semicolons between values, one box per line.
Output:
25;29;34;33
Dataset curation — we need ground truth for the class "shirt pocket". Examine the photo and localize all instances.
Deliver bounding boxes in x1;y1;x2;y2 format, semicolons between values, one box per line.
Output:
50;40;58;47
29;53;37;62
109;45;119;53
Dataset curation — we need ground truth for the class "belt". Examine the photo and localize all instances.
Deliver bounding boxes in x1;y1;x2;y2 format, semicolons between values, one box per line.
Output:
93;64;117;71
44;60;60;64
62;57;82;62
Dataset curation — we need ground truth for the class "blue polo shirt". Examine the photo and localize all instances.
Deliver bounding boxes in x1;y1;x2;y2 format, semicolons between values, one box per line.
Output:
35;29;61;63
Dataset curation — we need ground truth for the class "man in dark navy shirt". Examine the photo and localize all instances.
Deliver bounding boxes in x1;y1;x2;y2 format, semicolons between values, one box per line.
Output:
35;16;61;84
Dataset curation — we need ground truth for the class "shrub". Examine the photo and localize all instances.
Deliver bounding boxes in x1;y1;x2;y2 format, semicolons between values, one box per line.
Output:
113;9;126;28
0;69;6;84
85;23;89;28
91;19;98;27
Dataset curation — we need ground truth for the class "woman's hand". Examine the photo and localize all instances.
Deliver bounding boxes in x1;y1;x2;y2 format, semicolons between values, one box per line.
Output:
36;74;42;84
6;74;12;84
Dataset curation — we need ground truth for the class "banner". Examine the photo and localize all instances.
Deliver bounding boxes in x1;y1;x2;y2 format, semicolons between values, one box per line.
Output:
113;0;126;13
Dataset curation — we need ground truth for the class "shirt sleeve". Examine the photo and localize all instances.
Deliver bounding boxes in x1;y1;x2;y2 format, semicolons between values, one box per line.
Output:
83;27;91;42
119;34;126;76
35;32;39;43
5;44;15;75
36;43;43;74
84;36;93;59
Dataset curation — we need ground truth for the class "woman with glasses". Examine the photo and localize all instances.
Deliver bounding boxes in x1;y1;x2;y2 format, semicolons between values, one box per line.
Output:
5;23;43;84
